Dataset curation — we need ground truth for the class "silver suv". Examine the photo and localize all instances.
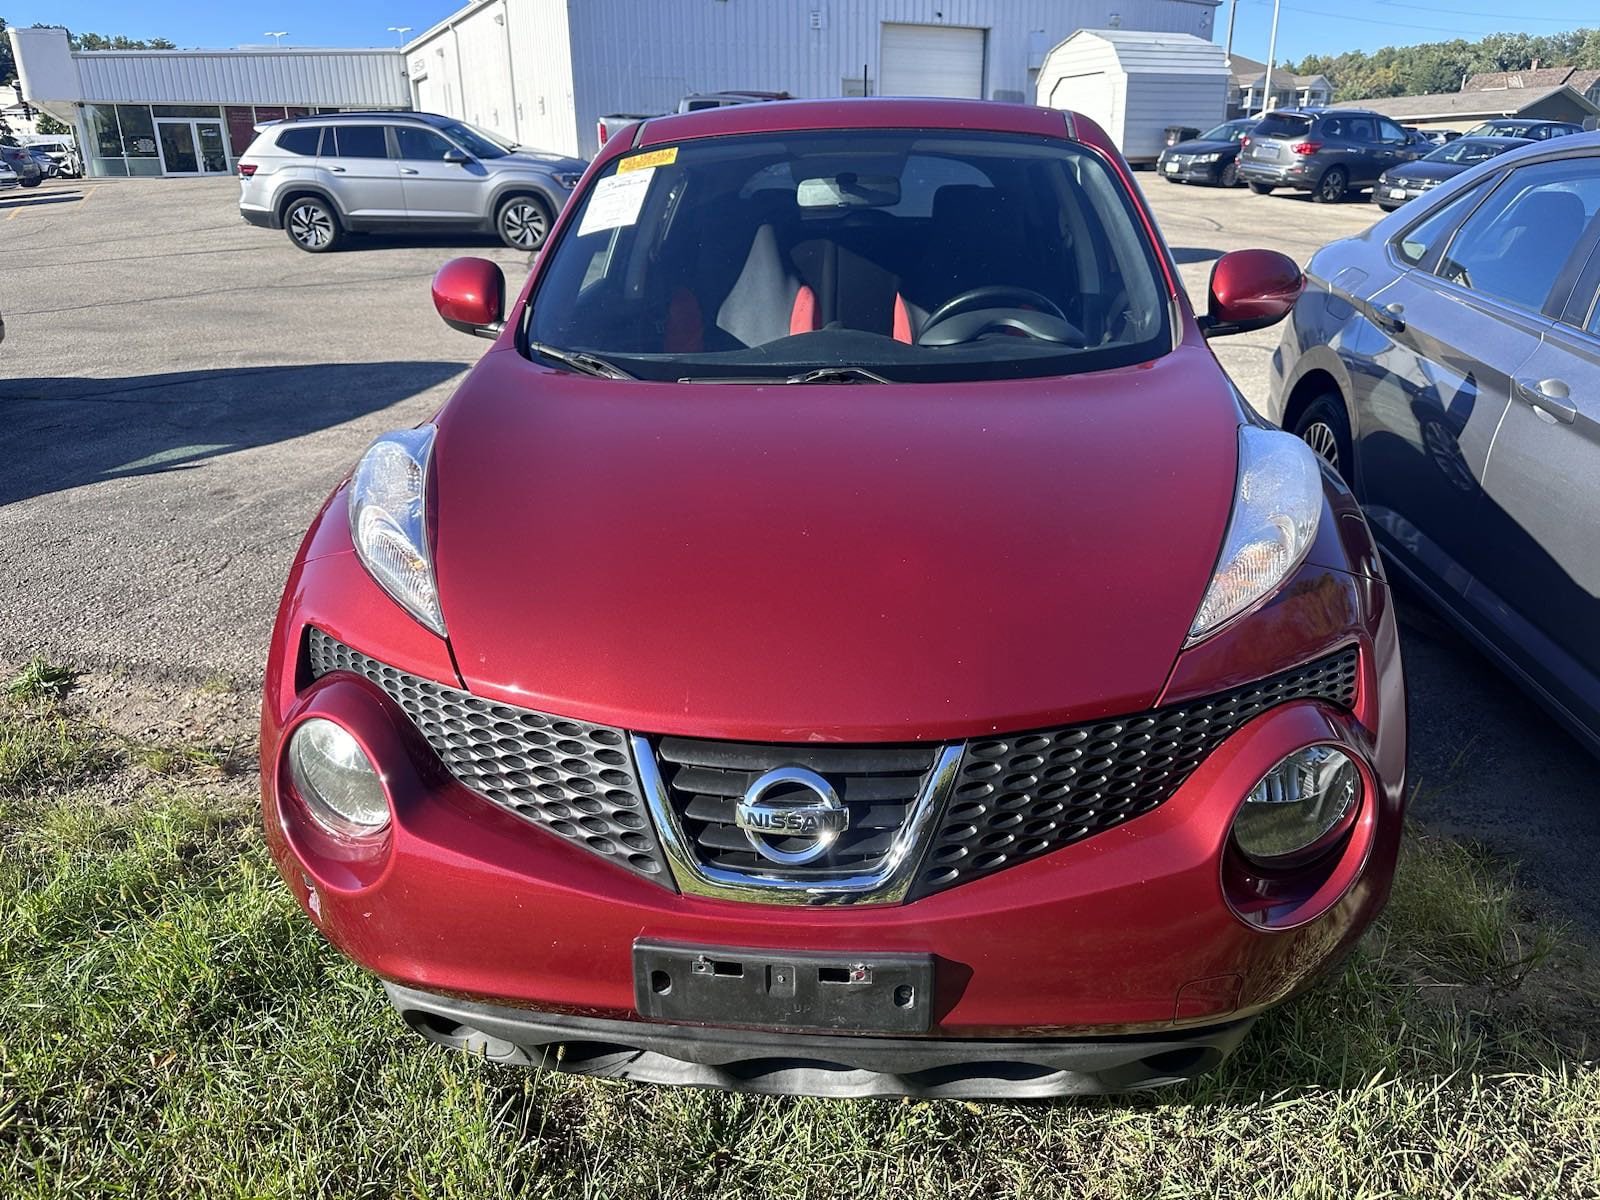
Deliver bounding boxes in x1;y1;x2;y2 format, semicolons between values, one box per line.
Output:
238;111;586;253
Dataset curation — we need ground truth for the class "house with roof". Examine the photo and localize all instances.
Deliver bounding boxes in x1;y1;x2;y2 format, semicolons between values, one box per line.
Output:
1345;82;1600;133
1225;54;1331;117
1463;66;1600;109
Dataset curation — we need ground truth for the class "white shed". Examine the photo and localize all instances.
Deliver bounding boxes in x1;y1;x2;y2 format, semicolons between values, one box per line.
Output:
1036;30;1229;165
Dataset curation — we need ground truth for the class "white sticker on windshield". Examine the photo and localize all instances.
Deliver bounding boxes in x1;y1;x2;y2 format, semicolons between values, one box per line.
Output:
576;166;655;236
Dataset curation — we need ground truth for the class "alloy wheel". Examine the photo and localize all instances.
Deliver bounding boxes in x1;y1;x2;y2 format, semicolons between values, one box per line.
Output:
500;200;548;250
1301;421;1341;469
288;202;333;250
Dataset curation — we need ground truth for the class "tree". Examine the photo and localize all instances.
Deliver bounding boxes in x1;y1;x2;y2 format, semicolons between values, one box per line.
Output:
1288;26;1600;101
36;111;69;135
70;32;177;51
1;17;15;85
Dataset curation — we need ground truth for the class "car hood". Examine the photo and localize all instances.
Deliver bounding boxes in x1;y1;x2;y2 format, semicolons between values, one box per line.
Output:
431;343;1242;741
1169;138;1239;155
1387;161;1462;184
501;150;587;173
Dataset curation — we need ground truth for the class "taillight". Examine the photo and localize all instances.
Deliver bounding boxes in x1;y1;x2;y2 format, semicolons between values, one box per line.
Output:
1240;135;1252;148
1291;141;1323;155
596;121;609;146
238;162;258;178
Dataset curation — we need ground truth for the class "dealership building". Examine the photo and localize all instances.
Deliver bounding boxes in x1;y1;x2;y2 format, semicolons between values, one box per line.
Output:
10;0;1219;173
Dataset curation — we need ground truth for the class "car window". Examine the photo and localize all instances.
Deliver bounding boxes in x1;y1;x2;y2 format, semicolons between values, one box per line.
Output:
1377;119;1408;144
528;129;1171;383
1393;179;1495;266
1200;122;1250;142
1346;117;1377;142
1254;113;1313;139
436;121;510;159
276;126;322;156
330;125;388;159
1435;157;1600;311
394;126;456;161
1320;117;1345;139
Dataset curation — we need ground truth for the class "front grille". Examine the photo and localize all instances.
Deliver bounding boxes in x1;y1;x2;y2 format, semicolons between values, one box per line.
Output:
652;738;942;876
910;649;1360;898
306;630;672;886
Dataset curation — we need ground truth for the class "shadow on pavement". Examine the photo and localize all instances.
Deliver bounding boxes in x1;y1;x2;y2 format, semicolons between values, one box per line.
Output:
0;361;464;507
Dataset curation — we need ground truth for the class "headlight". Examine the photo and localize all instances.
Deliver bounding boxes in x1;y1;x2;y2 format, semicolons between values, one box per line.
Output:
349;426;445;635
1233;746;1360;863
1189;426;1322;641
288;718;390;836
553;171;582;189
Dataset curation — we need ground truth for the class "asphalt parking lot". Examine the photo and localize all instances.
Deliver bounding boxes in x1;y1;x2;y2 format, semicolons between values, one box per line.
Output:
2;170;1597;928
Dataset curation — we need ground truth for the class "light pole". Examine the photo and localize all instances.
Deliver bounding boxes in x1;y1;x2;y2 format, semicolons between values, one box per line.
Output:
1259;0;1282;116
387;26;412;46
264;31;288;46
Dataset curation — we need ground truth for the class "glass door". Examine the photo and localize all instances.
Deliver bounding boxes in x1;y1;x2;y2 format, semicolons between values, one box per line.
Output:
156;119;232;175
156;119;199;174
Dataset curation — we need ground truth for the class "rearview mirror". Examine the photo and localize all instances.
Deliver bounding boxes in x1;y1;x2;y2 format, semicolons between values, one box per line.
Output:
443;148;471;164
432;257;505;339
1199;249;1304;339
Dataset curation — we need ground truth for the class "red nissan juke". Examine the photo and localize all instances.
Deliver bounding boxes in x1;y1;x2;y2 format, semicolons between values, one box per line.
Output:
261;99;1406;1099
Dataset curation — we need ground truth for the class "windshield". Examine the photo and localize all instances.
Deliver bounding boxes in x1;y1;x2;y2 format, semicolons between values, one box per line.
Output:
1426;138;1518;165
1467;122;1532;138
440;120;511;158
1200;121;1252;143
525;129;1170;383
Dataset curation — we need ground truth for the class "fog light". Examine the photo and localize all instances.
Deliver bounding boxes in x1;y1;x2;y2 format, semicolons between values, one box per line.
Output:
288;718;390;837
1233;746;1360;864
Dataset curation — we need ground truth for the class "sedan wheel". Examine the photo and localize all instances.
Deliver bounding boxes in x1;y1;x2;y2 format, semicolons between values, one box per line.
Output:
1302;421;1340;466
1292;394;1353;483
497;196;551;251
286;199;340;253
1219;161;1239;188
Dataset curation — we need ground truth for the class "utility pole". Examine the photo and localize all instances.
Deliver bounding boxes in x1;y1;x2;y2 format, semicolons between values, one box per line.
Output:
1259;0;1282;116
1224;0;1238;64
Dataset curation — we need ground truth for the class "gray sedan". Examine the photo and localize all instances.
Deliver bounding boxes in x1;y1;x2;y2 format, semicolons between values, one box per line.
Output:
1267;132;1600;754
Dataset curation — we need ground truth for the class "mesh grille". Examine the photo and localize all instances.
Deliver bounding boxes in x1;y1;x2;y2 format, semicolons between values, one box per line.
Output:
306;629;672;886
653;738;941;876
911;649;1360;898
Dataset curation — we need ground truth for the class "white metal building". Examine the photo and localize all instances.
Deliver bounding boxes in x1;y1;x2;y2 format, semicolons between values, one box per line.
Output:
8;26;408;177
1036;29;1228;163
404;0;1222;157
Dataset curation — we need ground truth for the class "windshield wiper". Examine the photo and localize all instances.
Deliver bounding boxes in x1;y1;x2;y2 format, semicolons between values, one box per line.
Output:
678;365;891;385
529;341;635;380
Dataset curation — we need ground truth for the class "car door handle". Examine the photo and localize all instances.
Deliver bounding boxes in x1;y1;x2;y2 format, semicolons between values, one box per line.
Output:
1514;377;1577;424
400;167;419;175
1371;302;1405;333
328;166;346;173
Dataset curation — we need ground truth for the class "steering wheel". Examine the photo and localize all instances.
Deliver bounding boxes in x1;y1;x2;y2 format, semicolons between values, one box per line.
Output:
916;286;1080;347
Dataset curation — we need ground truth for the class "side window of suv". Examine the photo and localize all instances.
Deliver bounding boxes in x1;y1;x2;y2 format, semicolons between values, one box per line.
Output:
276;126;322;156
394;126;456;161
1345;117;1377;143
1436;157;1600;311
1376;119;1408;145
330;125;389;159
1320;117;1345;139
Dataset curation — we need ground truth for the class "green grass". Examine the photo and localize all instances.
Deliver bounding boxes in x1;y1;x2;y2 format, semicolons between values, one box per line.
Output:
1;702;1596;1199
5;658;76;705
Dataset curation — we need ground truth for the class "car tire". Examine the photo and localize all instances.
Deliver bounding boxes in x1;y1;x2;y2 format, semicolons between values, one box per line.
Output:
496;194;552;252
1248;182;1274;195
20;175;41;189
1220;161;1240;188
1313;167;1348;204
283;196;341;253
1293;394;1354;483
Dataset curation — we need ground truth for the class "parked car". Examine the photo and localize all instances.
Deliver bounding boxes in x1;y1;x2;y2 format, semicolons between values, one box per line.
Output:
1156;118;1257;187
1239;107;1423;202
1420;129;1463;146
599;90;791;146
237;111;587;252
21;136;80;177
1270;131;1600;757
0;144;44;188
0;160;18;191
24;146;57;177
1372;135;1531;210
261;98;1405;1100
1464;118;1582;141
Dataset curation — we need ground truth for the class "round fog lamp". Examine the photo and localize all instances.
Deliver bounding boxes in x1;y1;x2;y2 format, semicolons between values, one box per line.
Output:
1233;746;1360;864
288;718;390;836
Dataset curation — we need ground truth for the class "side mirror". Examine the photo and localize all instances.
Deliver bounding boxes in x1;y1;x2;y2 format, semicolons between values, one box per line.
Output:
1199;249;1304;339
443;148;471;164
432;257;505;339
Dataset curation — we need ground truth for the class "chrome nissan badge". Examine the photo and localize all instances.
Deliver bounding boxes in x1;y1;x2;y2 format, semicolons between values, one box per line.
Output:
735;765;849;866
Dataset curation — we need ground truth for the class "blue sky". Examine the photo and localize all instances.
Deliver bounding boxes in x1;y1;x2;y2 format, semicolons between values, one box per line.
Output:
5;0;1597;65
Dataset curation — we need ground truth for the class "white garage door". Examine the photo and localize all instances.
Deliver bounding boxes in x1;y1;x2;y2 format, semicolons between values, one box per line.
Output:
880;23;986;99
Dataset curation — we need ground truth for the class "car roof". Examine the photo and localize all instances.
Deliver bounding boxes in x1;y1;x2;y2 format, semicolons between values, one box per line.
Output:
634;97;1073;148
274;110;453;127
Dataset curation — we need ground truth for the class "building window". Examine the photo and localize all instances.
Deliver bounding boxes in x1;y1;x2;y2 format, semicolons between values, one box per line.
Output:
150;104;223;119
115;104;162;175
225;106;257;156
83;103;127;175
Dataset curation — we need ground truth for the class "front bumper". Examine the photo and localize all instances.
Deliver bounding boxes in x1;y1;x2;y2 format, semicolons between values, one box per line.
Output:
386;980;1256;1098
1158;158;1227;183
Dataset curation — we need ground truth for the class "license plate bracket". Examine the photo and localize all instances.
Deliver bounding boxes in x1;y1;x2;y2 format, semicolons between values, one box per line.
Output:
633;940;934;1033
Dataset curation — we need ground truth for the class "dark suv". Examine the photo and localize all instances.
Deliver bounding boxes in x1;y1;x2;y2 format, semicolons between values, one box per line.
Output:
1239;108;1422;202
